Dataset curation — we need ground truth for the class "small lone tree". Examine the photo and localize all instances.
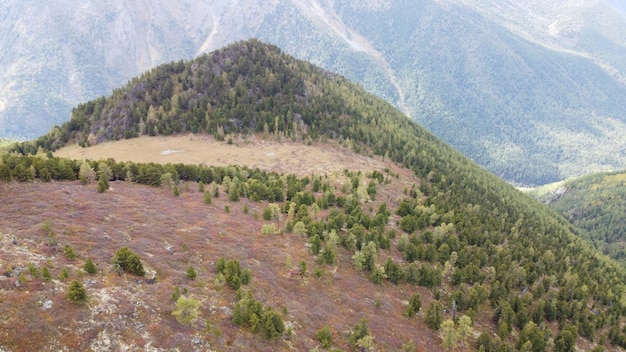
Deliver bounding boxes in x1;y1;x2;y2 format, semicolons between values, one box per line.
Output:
186;266;197;280
404;293;422;318
83;258;97;275
67;280;87;303
112;247;145;276
316;325;333;349
172;296;201;326
97;173;109;193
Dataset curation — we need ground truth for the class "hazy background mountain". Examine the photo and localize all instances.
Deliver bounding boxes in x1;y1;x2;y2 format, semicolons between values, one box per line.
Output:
2;0;626;185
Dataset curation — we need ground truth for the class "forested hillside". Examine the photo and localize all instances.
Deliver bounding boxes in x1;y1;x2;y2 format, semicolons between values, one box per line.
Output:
3;0;626;185
4;39;626;350
531;171;626;266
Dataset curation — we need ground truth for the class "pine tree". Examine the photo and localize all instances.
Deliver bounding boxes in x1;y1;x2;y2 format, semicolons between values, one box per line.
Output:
186;266;197;280
97;173;109;193
425;300;443;330
83;258;97;275
112;247;145;276
67;280;87;303
441;319;458;351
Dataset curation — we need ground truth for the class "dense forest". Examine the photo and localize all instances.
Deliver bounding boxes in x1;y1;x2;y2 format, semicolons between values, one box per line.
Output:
5;39;626;350
531;171;626;266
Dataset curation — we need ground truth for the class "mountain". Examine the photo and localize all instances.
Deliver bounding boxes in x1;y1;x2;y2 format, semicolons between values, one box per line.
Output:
2;1;626;186
3;39;626;351
530;170;626;266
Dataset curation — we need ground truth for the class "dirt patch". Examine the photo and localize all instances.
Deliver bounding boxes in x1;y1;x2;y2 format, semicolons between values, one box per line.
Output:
54;134;385;176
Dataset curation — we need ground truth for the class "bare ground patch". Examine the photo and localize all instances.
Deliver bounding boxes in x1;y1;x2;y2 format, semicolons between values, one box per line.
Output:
54;134;385;176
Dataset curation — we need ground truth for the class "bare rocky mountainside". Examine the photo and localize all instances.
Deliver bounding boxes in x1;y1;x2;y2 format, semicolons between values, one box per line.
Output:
2;0;626;185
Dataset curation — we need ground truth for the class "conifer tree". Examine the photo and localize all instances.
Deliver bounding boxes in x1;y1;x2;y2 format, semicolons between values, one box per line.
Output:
67;280;87;303
97;173;109;193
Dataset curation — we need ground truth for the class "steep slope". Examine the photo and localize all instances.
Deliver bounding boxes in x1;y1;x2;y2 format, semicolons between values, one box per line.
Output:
531;170;626;266
4;40;626;351
3;0;626;186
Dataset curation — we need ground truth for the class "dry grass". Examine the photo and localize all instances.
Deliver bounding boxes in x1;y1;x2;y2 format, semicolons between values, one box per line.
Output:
54;134;385;176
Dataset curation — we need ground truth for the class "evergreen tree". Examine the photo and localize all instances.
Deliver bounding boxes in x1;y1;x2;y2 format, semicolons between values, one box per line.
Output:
112;247;145;276
67;280;87;303
186;266;197;280
97;173;109;193
425;300;443;330
441;319;457;351
83;258;97;275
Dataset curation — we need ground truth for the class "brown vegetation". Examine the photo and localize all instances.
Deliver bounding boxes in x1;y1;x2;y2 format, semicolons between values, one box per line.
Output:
0;152;443;351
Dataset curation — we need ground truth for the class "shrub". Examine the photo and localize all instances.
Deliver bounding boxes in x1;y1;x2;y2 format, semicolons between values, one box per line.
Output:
172;296;201;326
403;293;422;318
186;266;197;280
112;247;145;276
349;319;372;350
58;268;69;280
316;325;333;348
42;267;51;280
64;245;77;260
83;258;97;275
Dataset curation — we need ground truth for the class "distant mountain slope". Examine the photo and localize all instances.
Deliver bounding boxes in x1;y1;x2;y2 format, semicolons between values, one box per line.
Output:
5;39;626;350
531;170;626;266
2;0;626;186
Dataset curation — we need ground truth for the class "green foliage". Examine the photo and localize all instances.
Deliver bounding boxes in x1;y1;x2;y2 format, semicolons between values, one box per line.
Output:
83;258;97;275
28;263;40;279
403;293;421;318
58;268;69;281
425;300;443;330
63;245;77;260
349;318;373;350
171;286;181;301
5;39;626;349
216;257;251;289
316;325;333;349
370;265;384;285
172;296;201;326
78;161;95;184
186;266;197;280
112;247;145;276
441;319;457;351
533;171;626;265
41;266;51;280
67;280;87;303
233;290;285;340
97;173;109;193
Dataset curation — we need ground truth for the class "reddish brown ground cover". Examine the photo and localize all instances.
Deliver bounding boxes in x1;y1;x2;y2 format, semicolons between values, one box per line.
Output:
0;159;447;351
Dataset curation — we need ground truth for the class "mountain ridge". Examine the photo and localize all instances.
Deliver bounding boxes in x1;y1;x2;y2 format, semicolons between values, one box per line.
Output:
4;39;626;350
3;0;626;185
